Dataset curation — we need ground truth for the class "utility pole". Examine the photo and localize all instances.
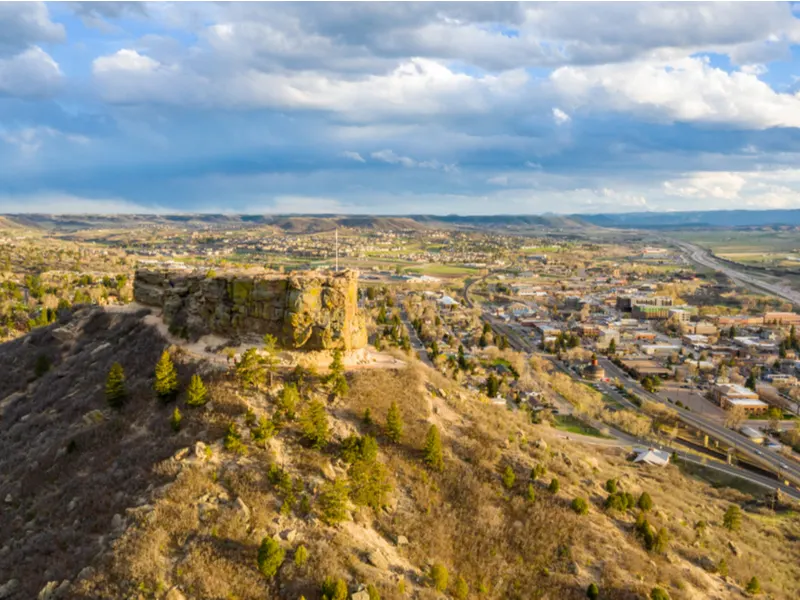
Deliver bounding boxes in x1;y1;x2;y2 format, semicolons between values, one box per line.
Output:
335;227;339;273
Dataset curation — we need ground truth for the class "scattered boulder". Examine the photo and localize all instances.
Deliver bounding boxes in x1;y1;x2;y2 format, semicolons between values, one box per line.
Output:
37;580;69;600
173;447;190;462
194;441;208;458
233;497;251;524
165;587;187;600
366;549;390;570
352;590;371;600
281;529;297;542
4;494;11;504
76;567;95;581
81;410;105;426
111;513;124;531
395;535;409;547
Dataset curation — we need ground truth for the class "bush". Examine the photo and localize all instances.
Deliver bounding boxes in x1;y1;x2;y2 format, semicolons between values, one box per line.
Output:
454;576;469;600
548;478;560;494
257;537;285;579
430;563;449;592
650;587;670;600
170;407;182;432
349;454;392;510
531;463;547;480
327;349;349;397
185;373;208;407
587;583;599;599
251;416;276;446
277;383;300;420
224;422;247;455
423;424;444;471
154;350;179;400
652;527;669;554
526;483;536;503
385;400;403;443
318;478;349;525
605;478;617;493
502;465;516;490
367;584;381;600
745;576;760;595
235;348;266;389
605;491;630;512
300;399;330;449
571;497;589;515
723;504;742;531
294;545;308;568
638;491;653;512
321;577;348;600
105;362;127;408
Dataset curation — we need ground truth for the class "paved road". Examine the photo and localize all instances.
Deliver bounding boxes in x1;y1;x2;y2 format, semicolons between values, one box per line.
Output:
673;239;800;306
397;297;434;367
599;357;800;488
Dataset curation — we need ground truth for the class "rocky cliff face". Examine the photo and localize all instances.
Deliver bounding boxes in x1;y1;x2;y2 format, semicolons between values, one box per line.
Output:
133;269;368;350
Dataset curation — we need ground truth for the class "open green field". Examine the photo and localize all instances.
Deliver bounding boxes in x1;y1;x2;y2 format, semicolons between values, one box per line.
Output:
553;415;613;439
404;264;482;277
671;230;800;256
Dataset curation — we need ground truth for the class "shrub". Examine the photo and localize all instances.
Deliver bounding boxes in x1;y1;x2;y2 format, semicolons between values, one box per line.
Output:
294;545;308;568
430;563;449;592
605;478;617;494
367;584;381;600
526;483;536;503
605;491;629;512
349;455;392;510
652;527;669;554
723;504;742;531
300;399;330;449
385;400;403;443
321;577;348;600
185;373;208;407
571;497;589;515
170;407;182;432
327;349;349;397
154;350;179;400
105;362;127;408
235;348;266;389
745;576;761;595
587;583;599;599
638;492;653;512
531;463;547;480
363;407;373;426
423;424;444;471
251;416;276;446
650;587;670;600
454;576;469;600
718;558;728;578
318;478;349;525
257;536;285;579
548;477;560;494
224;422;247;455
502;465;516;490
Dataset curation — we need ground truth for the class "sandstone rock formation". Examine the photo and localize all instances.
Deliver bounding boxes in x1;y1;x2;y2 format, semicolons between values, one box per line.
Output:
133;268;368;350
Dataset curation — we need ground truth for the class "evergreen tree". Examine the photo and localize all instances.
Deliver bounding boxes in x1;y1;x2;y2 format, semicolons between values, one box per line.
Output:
745;577;760;595
185;374;208;407
652;527;669;554
327;349;349;397
257;536;285;579
638;491;654;512
385;401;404;443
321;577;348;600
251;416;276;446
745;372;757;391
486;372;500;398
501;465;516;489
318;478;349;525
170;407;182;432
572;497;589;515
349;451;392;510
587;583;600;600
430;564;449;592
548;477;560;494
154;350;179;400
224;422;247;455
363;407;373;426
294;545;308;568
106;362;127;408
723;504;742;531
367;584;381;600
300;399;330;449
608;338;617;354
277;382;300;420
34;354;51;378
423;424;444;471
235;348;266;389
605;478;617;493
650;588;670;600
526;483;536;503
454;576;469;600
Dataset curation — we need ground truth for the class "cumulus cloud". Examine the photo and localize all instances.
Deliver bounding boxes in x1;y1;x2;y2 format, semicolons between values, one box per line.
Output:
0;2;65;55
340;151;365;163
551;56;800;129
0;47;62;97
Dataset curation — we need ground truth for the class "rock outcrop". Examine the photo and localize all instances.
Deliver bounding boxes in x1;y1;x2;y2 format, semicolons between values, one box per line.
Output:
133;268;368;350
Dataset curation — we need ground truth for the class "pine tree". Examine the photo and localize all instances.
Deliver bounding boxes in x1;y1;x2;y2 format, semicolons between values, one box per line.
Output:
321;577;348;600
363;407;373;426
318;477;349;525
154;350;179;400
294;545;308;567
257;536;285;579
723;504;742;531
300;399;330;449
224;422;247;455
327;349;349;397
548;478;560;494
501;465;516;489
367;584;381;600
745;577;760;595
106;362;127;408
650;588;670;600
170;407;182;432
423;424;444;471
430;564;449;592
235;348;266;389
587;583;600;600
385;401;404;443
185;373;208;407
251;416;276;446
638;491;653;512
526;483;536;503
277;382;300;420
486;372;499;397
572;497;589;515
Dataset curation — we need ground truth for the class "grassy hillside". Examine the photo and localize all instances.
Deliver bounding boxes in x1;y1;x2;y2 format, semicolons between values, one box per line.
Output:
0;307;798;600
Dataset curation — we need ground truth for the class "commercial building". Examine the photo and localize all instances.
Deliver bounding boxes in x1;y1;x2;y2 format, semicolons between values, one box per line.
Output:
712;383;769;415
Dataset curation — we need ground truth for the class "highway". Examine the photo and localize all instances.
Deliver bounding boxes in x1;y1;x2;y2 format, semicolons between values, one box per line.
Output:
673;240;800;306
599;357;800;488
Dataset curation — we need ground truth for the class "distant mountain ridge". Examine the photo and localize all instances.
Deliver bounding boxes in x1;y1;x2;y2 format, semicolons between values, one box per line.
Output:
3;209;800;232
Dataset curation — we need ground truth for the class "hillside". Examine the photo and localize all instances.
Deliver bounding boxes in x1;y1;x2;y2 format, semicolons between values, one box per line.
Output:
0;306;798;600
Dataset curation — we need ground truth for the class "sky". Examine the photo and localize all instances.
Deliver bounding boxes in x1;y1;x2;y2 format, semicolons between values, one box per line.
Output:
2;1;800;215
